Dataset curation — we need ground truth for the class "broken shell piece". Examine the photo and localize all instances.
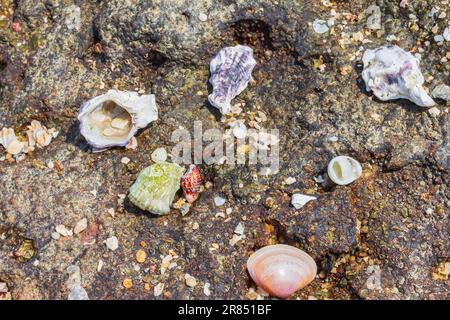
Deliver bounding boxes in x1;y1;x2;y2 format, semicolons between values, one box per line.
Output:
362;45;435;107
327;156;362;185
0;128;26;155
291;194;317;209
128;162;184;215
208;45;256;114
181;165;203;203
78;90;158;152
26;120;58;148
247;244;317;299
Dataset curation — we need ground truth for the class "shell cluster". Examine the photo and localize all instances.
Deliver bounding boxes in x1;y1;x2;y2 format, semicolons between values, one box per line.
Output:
362;45;435;107
327;156;362;186
0;128;26;155
247;244;317;299
128;162;185;215
78;90;158;152
181;164;203;203
208;45;256;115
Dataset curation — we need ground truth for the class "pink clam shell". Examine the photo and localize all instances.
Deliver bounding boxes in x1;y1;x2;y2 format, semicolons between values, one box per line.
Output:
247;244;317;299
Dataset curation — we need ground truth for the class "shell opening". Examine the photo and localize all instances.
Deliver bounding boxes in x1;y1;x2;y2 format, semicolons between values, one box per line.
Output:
85;100;132;143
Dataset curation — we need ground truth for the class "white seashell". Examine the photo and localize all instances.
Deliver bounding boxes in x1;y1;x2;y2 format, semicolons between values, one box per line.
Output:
291;194;317;209
208;45;256;114
230;120;247;139
78;90;158;152
0;128;26;155
214;196;226;206
362;45;435;107
327;156;362;185
247;244;317;299
26;120;58;148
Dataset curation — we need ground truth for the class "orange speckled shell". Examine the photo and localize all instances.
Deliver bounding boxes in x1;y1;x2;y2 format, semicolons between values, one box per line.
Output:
181;165;202;203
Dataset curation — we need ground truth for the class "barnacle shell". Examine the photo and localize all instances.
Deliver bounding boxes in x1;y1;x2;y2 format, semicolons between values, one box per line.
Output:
181;164;202;203
247;244;317;299
208;45;256;114
26;120;58;148
327;156;362;186
0;128;27;155
128;162;184;215
78;90;158;152
362;45;435;107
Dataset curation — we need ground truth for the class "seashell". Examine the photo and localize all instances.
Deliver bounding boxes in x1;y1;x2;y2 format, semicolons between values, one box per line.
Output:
128;162;184;215
327;156;362;185
362;45;435;107
26;120;58;148
247;244;317;299
78;89;158;152
181;164;202;203
291;194;317;209
0;128;26;155
208;45;256;115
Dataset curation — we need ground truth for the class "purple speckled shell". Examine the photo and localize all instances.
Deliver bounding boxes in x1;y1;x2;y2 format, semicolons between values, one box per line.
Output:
208;45;256;114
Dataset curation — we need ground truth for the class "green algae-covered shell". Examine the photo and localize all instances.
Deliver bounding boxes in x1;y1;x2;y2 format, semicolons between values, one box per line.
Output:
128;162;185;215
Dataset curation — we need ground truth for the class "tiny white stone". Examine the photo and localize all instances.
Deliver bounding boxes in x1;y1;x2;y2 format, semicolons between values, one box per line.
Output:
230;120;247;139
328;136;339;142
154;283;164;296
74;218;87;234
291;194;317;210
434;34;444;43
105;236;119;251
443;27;450;41
198;12;208;22
97;259;104;272
229;234;242;246
312;19;329;34
203;283;211;296
284;177;296;185
234;223;244;235
51;232;61;240
151;147;167;163
225;207;232;215
121;157;130;164
185;273;197;287
214;196;226;206
55;224;72;237
314;175;325;183
47;161;54;169
428;107;441;117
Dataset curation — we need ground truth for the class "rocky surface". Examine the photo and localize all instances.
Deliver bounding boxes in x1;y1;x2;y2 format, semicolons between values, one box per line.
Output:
0;0;449;300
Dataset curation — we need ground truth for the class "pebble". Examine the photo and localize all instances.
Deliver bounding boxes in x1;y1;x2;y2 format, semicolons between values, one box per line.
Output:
225;207;232;215
444;27;450;41
291;194;317;209
73;218;87;234
121;157;130;164
312;19;329;34
198;13;208;22
136;249;147;263
234;223;244;236
122;278;133;289
203;283;211;296
214;196;226;206
434;35;445;43
105;236;119;251
284;177;296;185
107;208;115;217
432;84;450;101
55;224;73;237
151;147;167;163
51;232;61;240
97;259;104;272
185;274;197;288
229;234;242;246
154;283;165;296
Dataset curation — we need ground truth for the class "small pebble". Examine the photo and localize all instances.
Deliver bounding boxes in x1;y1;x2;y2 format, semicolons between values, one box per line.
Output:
151;147;167;163
121;157;130;164
203;283;211;296
154;283;164;296
136;249;147;263
234;223;244;236
284;177;296;185
198;13;208;22
185;274;197;288
97;259;104;272
312;19;329;34
105;236;119;251
74;218;87;234
214;196;226;206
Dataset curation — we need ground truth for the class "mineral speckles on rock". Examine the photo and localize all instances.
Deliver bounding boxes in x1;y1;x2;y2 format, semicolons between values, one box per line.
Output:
361;45;435;107
208;45;256;114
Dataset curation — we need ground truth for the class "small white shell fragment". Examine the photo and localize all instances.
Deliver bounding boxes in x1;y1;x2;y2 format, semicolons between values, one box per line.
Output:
203;283;211;296
151;147;168;163
312;19;329;34
55;224;73;237
230;120;247;139
431;84;450;101
185;274;197;288
214;196;226;206
154;283;165;296
362;45;435;107
291;194;317;209
97;259;104;272
26;120;58;148
0;128;26;155
443;27;450;41
327;156;363;185
234;223;244;236
125;136;138;150
366;5;382;30
105;236;119;251
284;177;296;185
121;157;130;164
229;234;242;246
7;140;25;155
198;13;208;22
74;218;88;234
110;117;130;130
65;265;89;300
51;232;61;240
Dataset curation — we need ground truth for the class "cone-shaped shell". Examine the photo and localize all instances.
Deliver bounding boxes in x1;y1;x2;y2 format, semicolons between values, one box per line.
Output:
327;156;362;186
247;244;317;299
78;90;158;152
128;162;184;215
